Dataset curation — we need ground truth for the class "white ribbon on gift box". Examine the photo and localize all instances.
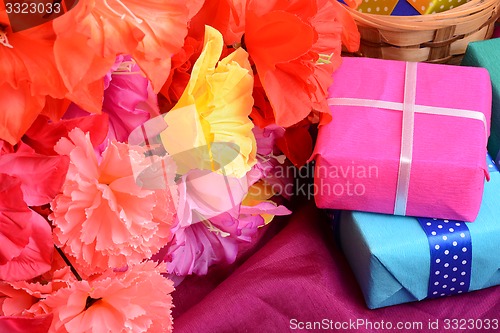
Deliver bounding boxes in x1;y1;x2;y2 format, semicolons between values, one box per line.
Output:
327;62;488;216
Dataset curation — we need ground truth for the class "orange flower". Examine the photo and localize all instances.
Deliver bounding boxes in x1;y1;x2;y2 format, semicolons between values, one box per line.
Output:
52;0;191;113
243;0;359;127
0;6;66;144
0;8;65;98
0;82;46;146
0;0;192;145
191;0;360;128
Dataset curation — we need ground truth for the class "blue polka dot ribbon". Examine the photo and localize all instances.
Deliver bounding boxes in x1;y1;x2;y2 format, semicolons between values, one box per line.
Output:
417;217;472;298
488;157;499;173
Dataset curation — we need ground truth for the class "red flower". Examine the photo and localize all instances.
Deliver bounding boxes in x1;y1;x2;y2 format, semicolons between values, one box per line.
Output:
23;114;109;156
0;174;53;282
0;0;192;145
159;36;203;111
52;0;191;113
0;315;53;333
0;5;66;145
243;0;359;128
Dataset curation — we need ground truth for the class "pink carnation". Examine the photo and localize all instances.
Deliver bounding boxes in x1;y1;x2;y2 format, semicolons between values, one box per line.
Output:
0;279;53;333
0;281;38;316
50;128;176;274
33;262;174;333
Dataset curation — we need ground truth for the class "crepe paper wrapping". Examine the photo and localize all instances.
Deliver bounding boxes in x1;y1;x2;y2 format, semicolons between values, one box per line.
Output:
336;155;500;309
356;0;469;15
461;38;500;166
312;57;491;221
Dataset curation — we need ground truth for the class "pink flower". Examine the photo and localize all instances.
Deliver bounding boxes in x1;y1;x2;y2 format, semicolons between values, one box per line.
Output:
0;266;74;330
146;120;293;276
163;196;290;276
247;125;294;199
23;114;109;156
0;279;53;333
0;142;70;206
50;128;176;274
163;222;239;276
210;200;290;242
155;167;290;276
64;56;160;154
0;280;38;316
33;262;174;333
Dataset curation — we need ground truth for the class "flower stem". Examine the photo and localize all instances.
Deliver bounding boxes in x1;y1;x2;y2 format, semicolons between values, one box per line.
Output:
54;245;83;281
39;211;83;282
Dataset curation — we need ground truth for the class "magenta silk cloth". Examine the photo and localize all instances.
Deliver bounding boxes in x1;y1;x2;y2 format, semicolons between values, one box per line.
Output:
172;202;500;333
312;57;491;221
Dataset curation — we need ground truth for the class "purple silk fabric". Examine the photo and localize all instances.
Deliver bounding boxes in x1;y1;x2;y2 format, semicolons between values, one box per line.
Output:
172;202;500;332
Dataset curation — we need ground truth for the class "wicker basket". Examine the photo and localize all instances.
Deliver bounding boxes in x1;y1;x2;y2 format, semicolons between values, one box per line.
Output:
345;0;500;64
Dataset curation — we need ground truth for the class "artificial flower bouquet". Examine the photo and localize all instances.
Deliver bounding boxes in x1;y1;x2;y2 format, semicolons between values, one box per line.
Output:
0;0;360;332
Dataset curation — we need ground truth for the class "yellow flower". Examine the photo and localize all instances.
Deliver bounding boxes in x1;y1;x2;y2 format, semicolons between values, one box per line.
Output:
160;26;256;178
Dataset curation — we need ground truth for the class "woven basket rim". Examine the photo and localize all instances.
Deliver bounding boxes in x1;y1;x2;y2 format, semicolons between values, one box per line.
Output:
347;0;500;31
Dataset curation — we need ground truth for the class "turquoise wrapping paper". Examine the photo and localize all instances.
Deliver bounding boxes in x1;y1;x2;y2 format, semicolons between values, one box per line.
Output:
339;157;500;309
462;39;500;164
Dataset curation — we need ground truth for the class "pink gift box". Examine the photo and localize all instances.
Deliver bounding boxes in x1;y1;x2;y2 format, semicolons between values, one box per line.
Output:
312;57;492;221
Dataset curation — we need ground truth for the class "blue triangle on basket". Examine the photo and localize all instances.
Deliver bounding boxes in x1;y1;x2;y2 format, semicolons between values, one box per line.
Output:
392;1;420;16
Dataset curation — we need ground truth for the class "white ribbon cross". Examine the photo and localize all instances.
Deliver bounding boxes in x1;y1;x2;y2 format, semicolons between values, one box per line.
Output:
327;62;487;216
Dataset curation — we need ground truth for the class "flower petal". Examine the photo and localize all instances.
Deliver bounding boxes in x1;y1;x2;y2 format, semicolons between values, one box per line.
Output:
246;9;315;72
0;315;53;333
161;26;256;178
53;0;190;93
166;223;238;275
0;82;45;145
0;208;53;281
0;152;69;206
0;175;31;266
23;114;109;156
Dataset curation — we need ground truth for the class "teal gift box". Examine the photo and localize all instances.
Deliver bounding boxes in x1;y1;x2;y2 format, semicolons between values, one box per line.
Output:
338;156;500;309
462;39;500;164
